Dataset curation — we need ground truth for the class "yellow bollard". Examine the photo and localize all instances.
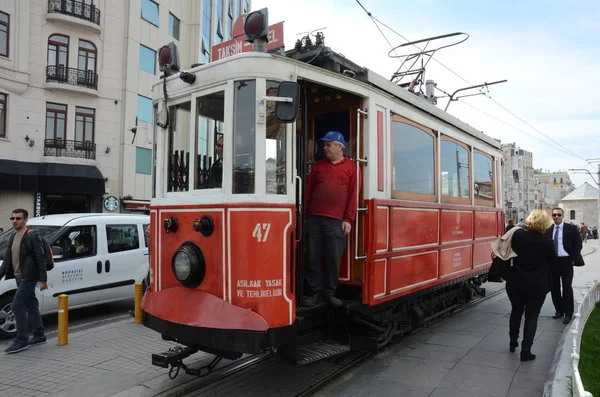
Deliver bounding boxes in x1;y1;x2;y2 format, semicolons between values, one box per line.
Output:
134;282;143;324
57;294;68;346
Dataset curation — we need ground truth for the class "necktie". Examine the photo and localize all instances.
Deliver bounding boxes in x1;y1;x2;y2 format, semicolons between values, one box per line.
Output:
553;225;559;255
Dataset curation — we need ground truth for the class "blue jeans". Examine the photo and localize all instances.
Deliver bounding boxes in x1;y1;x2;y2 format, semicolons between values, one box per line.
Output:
306;215;347;296
12;278;45;342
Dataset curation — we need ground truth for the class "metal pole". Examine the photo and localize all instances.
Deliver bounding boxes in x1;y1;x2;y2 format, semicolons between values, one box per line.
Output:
597;164;600;238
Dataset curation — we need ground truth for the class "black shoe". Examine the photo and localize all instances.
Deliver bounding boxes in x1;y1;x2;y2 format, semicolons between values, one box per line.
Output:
5;340;30;354
324;294;342;308
520;351;536;362
302;294;321;307
509;341;519;353
29;336;47;346
563;316;571;324
552;312;564;319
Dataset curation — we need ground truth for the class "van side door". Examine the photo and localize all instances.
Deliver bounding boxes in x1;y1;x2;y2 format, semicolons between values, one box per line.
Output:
97;223;147;301
41;225;101;312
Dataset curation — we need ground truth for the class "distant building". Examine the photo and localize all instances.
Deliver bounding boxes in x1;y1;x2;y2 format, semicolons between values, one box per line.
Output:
559;182;599;227
502;143;535;222
534;170;575;210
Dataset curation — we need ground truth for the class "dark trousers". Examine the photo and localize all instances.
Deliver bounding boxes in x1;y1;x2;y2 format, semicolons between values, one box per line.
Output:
550;257;574;316
306;215;346;296
12;278;45;342
505;280;546;352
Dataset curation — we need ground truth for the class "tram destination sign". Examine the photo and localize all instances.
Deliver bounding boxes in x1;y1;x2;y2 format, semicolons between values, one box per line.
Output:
211;20;284;62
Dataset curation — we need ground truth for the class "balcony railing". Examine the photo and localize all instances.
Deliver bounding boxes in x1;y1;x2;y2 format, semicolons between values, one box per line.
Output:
48;0;101;26
44;139;96;160
46;66;98;90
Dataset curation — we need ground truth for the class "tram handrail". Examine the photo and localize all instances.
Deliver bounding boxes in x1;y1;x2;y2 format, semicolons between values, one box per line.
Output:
355;109;368;261
571;279;600;397
295;175;303;243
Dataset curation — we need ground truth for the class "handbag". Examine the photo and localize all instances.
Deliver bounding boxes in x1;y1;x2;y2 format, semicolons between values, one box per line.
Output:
488;253;512;283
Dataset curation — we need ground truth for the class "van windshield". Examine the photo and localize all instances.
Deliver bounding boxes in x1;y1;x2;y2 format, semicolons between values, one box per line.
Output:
0;226;61;261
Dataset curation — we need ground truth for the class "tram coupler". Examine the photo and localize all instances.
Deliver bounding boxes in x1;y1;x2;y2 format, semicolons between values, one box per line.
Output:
152;346;198;369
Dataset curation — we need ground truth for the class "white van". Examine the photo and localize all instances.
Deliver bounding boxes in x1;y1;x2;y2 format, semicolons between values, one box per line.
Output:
0;213;150;338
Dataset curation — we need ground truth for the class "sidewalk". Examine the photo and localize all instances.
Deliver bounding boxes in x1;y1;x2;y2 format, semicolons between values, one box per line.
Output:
317;242;600;397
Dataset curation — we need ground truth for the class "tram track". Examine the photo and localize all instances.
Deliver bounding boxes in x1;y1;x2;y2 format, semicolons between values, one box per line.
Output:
151;284;505;397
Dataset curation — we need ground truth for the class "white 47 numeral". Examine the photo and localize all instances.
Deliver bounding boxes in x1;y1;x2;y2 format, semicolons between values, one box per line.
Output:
252;223;271;242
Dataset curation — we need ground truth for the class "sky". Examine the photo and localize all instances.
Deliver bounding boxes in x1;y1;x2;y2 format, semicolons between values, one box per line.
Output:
253;0;600;189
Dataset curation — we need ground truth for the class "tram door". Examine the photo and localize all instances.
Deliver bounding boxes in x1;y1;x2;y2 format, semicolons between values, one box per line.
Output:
294;81;365;301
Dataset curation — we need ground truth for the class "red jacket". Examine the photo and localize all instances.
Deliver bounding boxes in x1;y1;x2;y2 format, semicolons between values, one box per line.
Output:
305;156;358;223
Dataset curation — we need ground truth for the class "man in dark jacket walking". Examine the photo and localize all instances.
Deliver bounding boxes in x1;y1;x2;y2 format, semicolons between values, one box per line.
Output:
0;209;48;353
545;208;583;324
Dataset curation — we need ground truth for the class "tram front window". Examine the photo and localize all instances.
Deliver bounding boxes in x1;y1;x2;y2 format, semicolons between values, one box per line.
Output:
266;81;286;195
167;101;191;192
233;80;256;194
195;91;225;190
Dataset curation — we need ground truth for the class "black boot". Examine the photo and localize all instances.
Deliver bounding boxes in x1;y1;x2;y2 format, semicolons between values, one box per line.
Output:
509;340;519;353
520;351;536;361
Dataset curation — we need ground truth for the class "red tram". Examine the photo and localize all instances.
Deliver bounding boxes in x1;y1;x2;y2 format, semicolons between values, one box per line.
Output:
142;10;504;368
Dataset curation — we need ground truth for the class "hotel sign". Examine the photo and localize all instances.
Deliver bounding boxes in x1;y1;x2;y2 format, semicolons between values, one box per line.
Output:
211;19;284;62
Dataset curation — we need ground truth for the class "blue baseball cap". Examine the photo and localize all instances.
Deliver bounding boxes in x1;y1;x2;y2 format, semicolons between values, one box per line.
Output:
320;131;346;145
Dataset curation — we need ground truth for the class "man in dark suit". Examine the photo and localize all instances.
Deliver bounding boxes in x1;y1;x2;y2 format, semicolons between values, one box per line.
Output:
545;208;583;324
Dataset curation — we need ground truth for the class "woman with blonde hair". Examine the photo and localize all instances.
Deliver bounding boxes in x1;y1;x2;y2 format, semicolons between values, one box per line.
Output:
504;209;556;361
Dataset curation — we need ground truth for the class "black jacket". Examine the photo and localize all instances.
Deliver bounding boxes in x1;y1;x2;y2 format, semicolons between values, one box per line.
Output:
545;222;583;265
0;230;48;282
505;229;555;294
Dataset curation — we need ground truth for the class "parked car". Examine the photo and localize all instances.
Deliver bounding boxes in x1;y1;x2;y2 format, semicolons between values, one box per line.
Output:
0;213;150;338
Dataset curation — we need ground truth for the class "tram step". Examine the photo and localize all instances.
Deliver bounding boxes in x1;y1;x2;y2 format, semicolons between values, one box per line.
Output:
295;340;351;366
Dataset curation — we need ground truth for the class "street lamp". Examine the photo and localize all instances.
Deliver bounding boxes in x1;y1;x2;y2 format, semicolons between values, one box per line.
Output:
568;163;600;235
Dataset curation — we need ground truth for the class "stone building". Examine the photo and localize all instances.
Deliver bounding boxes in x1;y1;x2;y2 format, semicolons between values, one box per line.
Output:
501;143;535;222
559;182;599;228
0;0;250;230
534;170;575;210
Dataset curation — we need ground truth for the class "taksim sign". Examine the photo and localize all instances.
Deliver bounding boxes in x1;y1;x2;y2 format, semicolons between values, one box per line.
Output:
211;21;284;61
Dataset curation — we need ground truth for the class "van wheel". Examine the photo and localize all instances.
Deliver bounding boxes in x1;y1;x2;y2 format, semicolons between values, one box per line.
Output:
0;295;17;339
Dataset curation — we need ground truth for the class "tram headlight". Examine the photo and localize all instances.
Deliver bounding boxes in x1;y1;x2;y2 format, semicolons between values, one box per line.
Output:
171;242;206;288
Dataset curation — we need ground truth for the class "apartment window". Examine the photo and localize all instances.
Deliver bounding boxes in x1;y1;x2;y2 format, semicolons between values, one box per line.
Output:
0;93;6;138
46;103;67;141
137;95;153;123
0;12;8;57
201;0;212;64
141;0;159;26
75;107;95;143
136;147;152;175
48;34;69;67
169;13;180;40
215;0;224;44
78;40;96;73
139;45;156;74
226;0;233;40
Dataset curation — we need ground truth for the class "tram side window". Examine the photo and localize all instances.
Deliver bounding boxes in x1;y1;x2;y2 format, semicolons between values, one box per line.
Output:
167;101;191;192
391;117;436;201
233;80;256;194
441;138;470;203
266;81;286;195
474;152;494;206
195;91;225;190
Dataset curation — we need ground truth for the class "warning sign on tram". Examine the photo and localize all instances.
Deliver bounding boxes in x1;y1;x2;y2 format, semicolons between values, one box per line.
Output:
211;18;284;61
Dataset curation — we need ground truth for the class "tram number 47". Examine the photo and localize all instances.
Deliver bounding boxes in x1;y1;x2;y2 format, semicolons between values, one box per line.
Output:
252;223;271;242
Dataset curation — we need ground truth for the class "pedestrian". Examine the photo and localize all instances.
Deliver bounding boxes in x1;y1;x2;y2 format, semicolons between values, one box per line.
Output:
303;131;358;308
0;209;48;354
592;226;598;240
580;223;589;243
504;209;555;361
505;219;515;233
545;208;583;324
208;135;223;188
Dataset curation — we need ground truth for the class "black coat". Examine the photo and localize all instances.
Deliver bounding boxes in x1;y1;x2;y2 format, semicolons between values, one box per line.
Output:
505;229;555;294
0;230;48;282
545;222;584;265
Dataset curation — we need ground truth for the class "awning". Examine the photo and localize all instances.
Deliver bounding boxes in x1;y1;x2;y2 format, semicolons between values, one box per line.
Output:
123;199;150;211
0;160;39;191
38;162;105;194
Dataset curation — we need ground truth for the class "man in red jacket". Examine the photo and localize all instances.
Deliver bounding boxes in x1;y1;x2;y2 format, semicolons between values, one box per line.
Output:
303;131;358;308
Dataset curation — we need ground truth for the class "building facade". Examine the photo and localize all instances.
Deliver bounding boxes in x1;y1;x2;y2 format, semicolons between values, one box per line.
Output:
534;170;575;210
501;143;535;222
0;0;249;230
559;182;599;228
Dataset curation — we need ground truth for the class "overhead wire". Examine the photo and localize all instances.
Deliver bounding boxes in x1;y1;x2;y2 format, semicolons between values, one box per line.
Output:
354;0;589;164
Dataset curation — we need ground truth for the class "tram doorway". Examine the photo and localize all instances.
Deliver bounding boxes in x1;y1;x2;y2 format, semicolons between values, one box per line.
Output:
294;81;365;302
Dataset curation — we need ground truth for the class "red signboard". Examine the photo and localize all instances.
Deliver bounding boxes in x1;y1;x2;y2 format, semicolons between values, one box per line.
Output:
211;19;284;61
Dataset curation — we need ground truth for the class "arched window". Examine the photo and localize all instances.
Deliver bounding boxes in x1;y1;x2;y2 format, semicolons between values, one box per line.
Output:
391;114;437;201
441;137;470;203
48;34;69;68
78;40;96;74
474;151;494;206
570;210;576;220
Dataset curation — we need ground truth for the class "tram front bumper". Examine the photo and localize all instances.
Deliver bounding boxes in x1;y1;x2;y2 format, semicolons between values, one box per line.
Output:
142;287;270;354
